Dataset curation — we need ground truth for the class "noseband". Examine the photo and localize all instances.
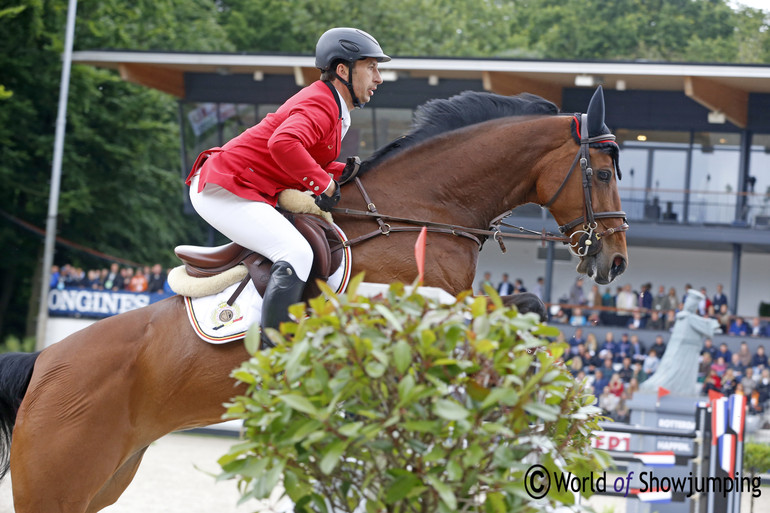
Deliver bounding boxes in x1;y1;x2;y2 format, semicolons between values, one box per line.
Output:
543;114;628;257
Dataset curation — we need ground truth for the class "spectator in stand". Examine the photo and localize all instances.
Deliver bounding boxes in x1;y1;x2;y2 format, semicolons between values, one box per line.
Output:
729;317;749;336
749;317;769;338
569;307;588;326
737;341;753;368
600;332;618;358
698;287;712;316
749;389;764;415
711;355;727;377
600;287;617;325
618;357;634;383
631;362;647;384
629;334;646;363
699;352;713;382
721;368;738;395
102;263;124;291
757;368;770;404
477;271;493;294
617;332;632;362
627;377;640;396
569;328;586;354
615;284;637;325
650;335;667;358
727;353;745;380
50;265;60;289
513;278;527;293
86;269;101;289
681;284;692;308
715;343;732;363
599;385;619;416
701;338;718;360
128;268;148;292
608;372;625;397
665;287;679;312
646;310;665;331
643;348;660;376
639;282;653;312
121;267;134;290
146;264;167;293
702;370;722;395
568;355;583;377
627;309;646;330
532;276;544;300
569;277;586;307
652;285;668;312
717;304;731;333
712;283;728;312
593;369;610;396
497;273;514;295
751;345;768;371
599;356;616;378
741;367;757;396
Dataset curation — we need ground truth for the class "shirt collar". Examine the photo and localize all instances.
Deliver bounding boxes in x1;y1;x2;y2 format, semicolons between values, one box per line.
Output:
334;88;351;140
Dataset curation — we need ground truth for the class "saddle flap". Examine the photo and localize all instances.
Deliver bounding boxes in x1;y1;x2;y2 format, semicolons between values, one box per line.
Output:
292;214;333;279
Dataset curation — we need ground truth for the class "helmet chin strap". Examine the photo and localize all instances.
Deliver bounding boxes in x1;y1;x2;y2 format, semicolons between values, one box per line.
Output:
333;62;364;109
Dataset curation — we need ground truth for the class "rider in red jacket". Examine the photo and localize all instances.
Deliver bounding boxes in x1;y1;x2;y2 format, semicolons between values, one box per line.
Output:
186;28;389;347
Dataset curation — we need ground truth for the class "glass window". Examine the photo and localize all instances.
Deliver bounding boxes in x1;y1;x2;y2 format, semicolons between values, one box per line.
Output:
690;132;740;224
748;134;770;226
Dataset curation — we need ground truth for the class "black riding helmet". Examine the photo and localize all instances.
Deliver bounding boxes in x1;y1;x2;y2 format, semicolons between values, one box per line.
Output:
315;27;390;108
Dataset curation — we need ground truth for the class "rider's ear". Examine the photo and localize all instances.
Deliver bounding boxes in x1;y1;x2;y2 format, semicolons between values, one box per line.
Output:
336;62;349;80
586;85;606;137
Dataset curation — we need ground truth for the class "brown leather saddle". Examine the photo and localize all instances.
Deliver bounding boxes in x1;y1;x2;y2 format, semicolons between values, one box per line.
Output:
175;213;344;302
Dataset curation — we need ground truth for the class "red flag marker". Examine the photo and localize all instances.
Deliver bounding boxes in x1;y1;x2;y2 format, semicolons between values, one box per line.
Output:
657;387;670;401
415;226;427;284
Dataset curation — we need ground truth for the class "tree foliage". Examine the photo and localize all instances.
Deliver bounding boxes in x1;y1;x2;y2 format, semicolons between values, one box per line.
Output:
219;278;608;512
2;0;770;342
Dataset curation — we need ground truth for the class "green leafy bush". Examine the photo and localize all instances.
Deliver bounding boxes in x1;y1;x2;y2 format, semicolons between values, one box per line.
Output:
219;276;608;512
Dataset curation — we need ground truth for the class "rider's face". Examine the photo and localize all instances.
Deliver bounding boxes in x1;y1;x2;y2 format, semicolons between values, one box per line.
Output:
352;58;383;105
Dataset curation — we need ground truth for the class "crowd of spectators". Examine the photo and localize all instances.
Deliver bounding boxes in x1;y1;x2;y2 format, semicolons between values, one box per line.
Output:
49;263;171;294
477;273;770;338
556;325;770;425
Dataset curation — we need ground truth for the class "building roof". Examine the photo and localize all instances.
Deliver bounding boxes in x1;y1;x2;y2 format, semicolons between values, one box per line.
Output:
72;50;770;128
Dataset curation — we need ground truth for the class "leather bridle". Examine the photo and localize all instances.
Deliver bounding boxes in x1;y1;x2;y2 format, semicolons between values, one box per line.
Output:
330;113;629;256
543;113;628;257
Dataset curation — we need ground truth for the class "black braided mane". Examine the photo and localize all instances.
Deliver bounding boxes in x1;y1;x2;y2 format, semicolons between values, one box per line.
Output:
361;90;559;171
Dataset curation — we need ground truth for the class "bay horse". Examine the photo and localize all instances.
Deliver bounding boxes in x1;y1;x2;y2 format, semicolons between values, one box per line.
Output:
0;86;627;512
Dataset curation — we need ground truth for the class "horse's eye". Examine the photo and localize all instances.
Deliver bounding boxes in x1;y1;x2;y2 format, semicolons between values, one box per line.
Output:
597;169;612;182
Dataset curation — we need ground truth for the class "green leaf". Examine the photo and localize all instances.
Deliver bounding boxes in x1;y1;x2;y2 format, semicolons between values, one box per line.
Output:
425;474;457;510
279;394;318;416
433;399;469;421
393;339;411;374
320;440;348;475
384;472;422;504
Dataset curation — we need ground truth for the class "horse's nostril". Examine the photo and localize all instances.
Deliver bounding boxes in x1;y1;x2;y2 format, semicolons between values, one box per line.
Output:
612;256;627;275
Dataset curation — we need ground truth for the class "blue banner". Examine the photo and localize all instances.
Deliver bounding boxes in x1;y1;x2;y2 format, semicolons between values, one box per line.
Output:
47;287;175;319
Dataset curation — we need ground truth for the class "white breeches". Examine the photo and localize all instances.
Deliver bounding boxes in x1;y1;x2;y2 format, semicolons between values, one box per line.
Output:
188;173;312;282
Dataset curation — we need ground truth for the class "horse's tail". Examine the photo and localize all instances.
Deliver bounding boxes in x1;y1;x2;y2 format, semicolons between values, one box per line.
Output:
0;351;39;481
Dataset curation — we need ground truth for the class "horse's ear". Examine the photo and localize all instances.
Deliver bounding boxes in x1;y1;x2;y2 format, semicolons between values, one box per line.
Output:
586;85;606;137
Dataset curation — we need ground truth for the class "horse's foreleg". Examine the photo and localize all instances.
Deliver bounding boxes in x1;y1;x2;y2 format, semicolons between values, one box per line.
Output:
85;447;148;513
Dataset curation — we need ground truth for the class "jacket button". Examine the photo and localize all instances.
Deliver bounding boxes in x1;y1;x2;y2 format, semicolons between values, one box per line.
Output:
309;181;314;186
314;186;319;191
303;177;308;181
328;145;333;150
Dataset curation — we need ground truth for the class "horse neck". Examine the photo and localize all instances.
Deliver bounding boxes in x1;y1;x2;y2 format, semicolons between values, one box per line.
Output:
356;116;571;228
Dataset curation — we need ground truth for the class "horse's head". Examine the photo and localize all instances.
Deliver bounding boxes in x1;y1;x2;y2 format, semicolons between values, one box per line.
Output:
541;86;628;285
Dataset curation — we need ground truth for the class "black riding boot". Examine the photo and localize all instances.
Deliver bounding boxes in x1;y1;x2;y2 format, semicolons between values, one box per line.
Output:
260;261;305;349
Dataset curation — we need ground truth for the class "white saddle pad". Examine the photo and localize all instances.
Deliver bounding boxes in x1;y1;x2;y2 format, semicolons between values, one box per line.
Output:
183;223;352;344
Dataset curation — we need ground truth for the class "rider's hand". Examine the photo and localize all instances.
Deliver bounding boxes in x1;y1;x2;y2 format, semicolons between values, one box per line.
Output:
315;180;341;211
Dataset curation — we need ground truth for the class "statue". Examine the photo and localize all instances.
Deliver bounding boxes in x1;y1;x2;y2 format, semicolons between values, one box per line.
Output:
639;289;720;396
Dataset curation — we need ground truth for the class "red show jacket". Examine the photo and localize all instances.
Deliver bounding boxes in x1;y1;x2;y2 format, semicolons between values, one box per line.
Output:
186;80;346;206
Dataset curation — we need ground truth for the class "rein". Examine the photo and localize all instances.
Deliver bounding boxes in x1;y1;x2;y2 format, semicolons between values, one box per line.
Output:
331;113;629;255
